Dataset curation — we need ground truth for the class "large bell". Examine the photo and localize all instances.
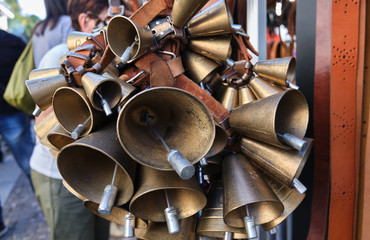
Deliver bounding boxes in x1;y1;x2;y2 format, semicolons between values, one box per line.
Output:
249;77;284;99
229;89;309;149
186;0;234;38
217;85;238;112
107;16;155;63
197;181;247;239
52;87;105;137
261;174;305;231
182;50;220;84
47;124;76;150
187;35;233;64
117;87;215;172
171;0;209;28
253;57;296;87
129;166;207;223
240;137;313;192
238;85;256;106
223;154;283;236
57;122;137;206
81;72;122;114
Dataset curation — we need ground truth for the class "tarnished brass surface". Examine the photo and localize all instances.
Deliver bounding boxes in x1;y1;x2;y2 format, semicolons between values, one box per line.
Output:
29;67;63;80
218;86;238;112
253;57;296;87
205;122;227;158
107;16;155;62
136;215;197;240
81;72;122;111
47;124;76;150
223;154;283;228
26;75;68;110
182;50;220;84
129;166;206;222
249;77;284;99
186;1;233;38
187;35;232;63
197;181;247;239
34;110;58;140
102;72;137;106
261;174;305;231
83;200;147;229
229;89;309;149
62;179;86;201
171;0;209;28
52;87;104;136
67;31;94;51
240;137;313;187
58;122;137;206
238;85;256;106
117;87;215;171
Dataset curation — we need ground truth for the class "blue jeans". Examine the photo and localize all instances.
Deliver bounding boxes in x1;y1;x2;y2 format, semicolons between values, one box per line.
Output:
0;112;34;180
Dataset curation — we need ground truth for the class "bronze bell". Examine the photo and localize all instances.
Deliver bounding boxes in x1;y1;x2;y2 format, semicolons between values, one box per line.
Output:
186;0;234;38
34;109;58;140
117;87;215;176
83;200;147;229
249;77;284;99
47;124;76;150
197;181;247;239
223;154;283;238
52;87;105;138
135;216;197;240
171;0;209;28
261;174;305;231
205;122;228;158
57;122;137;206
253;57;297;88
81;72;122;116
101;72;137;107
187;35;233;64
238;85;256;106
240;137;313;194
129;166;207;223
91;53;120;78
62;179;86;201
217;85;238;112
107;16;155;64
67;31;94;51
229;89;309;149
28;67;64;80
182;50;220;84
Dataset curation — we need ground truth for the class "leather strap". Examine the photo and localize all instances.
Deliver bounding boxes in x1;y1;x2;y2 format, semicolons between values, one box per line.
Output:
167;57;184;77
129;0;171;26
150;59;175;87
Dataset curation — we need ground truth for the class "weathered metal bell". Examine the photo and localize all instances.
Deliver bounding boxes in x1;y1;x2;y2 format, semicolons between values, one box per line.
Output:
229;89;309;149
47;124;76;150
217;86;238;112
62;179;86;201
249;77;284;99
52;87;105;137
67;31;95;51
238;85;256;106
182;50;220;84
197;181;247;239
34;109;58;140
261;174;305;231
129;166;207;222
83;200;147;229
81;72;122;115
28;67;64;80
117;87;215;172
186;0;234;38
57;122;137;206
205;122;228;158
171;0;209;28
253;57;296;87
26;74;68;112
135;216;197;240
187;35;232;64
240;137;313;193
101;72;137;107
223;154;284;230
107;16;155;64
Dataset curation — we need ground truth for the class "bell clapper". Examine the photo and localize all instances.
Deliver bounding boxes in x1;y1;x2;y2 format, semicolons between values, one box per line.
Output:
199;157;208;166
292;178;307;194
269;227;278;235
96;86;113;116
71;115;91;139
123;213;136;239
33;105;42;117
276;133;308;151
223;231;233;240
163;189;181;234
243;205;258;239
98;163;119;215
286;80;299;90
143;112;195;180
120;36;139;65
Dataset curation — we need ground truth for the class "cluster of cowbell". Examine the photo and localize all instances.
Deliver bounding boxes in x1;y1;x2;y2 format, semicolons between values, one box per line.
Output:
26;0;313;239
